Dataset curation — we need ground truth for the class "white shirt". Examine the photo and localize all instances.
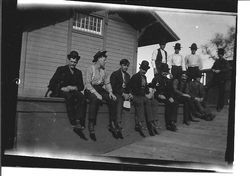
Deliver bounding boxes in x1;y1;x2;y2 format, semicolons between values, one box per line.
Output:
151;49;167;69
168;53;186;71
185;54;202;70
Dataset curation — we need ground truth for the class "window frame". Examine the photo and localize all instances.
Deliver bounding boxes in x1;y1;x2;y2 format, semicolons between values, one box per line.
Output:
72;13;104;38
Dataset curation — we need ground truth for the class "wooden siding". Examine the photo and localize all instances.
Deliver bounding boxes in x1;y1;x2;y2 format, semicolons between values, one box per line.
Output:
19;20;69;97
105;15;137;75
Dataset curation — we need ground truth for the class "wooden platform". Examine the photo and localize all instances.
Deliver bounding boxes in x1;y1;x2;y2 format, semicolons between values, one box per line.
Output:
103;107;229;166
6;96;230;169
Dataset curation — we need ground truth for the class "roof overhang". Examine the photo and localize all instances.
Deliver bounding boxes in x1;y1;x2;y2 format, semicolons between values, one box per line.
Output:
19;8;180;46
117;11;180;47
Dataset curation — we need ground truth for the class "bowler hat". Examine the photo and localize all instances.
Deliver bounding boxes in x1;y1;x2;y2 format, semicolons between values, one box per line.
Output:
160;63;169;73
189;43;198;50
174;43;182;49
67;50;80;60
217;48;225;55
93;50;107;62
139;60;150;71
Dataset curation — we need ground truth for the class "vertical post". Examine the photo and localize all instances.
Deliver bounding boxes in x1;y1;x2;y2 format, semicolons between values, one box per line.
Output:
67;16;73;63
19;32;29;96
102;11;109;51
132;31;139;75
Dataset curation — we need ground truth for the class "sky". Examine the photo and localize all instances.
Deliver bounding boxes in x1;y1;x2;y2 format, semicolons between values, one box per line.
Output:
137;10;237;82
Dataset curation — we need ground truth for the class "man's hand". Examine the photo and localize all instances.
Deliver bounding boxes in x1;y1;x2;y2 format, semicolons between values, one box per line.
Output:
68;86;78;91
182;93;191;98
158;94;166;100
95;93;103;100
109;92;117;101
61;86;70;92
169;97;174;103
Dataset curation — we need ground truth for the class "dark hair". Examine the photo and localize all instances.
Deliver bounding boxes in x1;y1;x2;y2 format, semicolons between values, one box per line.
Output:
120;59;130;66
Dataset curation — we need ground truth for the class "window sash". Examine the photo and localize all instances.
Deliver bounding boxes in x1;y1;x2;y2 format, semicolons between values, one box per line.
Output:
73;14;103;35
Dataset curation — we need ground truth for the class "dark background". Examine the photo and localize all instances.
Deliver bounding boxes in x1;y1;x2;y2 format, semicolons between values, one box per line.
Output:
1;0;237;170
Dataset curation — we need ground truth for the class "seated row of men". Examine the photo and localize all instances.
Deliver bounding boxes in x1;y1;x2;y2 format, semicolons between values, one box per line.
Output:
48;50;216;141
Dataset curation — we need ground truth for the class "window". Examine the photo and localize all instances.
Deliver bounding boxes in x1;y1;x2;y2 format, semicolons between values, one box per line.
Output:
73;13;103;35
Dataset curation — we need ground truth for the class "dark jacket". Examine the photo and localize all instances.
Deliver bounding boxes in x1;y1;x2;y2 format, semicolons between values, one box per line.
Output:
110;69;131;95
127;72;148;96
173;78;190;98
151;74;175;101
48;65;84;97
212;58;231;81
187;80;205;99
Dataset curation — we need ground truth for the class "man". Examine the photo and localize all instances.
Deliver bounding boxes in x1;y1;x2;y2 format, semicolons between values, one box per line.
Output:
110;59;133;138
173;73;199;125
152;63;178;132
205;48;231;112
48;50;87;136
185;43;202;80
168;43;186;80
127;60;158;136
188;72;216;121
151;40;168;75
85;50;117;140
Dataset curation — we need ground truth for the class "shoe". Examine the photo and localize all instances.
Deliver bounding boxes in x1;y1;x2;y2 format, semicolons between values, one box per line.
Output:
153;120;161;129
89;132;96;141
108;123;119;139
183;121;190;126
166;124;177;132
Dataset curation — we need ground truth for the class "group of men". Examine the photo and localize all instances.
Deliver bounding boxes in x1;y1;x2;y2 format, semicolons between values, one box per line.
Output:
48;41;230;141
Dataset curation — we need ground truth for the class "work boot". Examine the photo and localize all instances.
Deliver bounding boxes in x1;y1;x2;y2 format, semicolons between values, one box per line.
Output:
88;121;96;141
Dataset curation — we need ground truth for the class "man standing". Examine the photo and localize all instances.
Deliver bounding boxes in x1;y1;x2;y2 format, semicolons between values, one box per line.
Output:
85;50;117;140
110;59;133;138
168;43;186;79
205;48;231;112
151;40;168;75
127;60;158;136
185;43;202;80
48;50;87;136
152;63;178;132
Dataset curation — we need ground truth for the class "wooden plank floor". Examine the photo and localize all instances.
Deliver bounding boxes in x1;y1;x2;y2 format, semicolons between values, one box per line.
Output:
103;106;229;166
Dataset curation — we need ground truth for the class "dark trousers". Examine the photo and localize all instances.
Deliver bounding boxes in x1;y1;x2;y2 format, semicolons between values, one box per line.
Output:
176;96;195;122
171;66;183;79
160;99;178;124
86;85;117;125
187;66;200;80
206;79;226;110
61;90;87;127
115;94;124;124
133;96;158;123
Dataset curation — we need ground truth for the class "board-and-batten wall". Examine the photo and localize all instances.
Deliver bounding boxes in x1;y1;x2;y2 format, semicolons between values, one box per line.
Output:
18;20;69;97
18;12;138;97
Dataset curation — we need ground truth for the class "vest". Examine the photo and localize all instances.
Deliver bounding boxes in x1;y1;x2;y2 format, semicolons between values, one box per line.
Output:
155;48;167;64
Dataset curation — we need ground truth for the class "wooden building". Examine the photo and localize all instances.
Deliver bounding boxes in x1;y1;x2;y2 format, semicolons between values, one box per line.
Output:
18;8;179;97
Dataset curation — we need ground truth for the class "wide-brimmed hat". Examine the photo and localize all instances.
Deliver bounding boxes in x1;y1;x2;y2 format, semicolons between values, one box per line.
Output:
189;43;198;50
139;60;150;71
67;50;80;60
217;48;225;55
93;50;107;62
174;43;182;49
160;63;169;73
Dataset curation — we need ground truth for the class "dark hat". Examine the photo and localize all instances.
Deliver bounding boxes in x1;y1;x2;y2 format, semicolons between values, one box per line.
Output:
93;50;107;62
159;40;167;45
160;63;169;73
217;48;225;55
139;60;150;71
67;50;80;60
174;43;182;49
189;43;198;50
120;58;130;66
